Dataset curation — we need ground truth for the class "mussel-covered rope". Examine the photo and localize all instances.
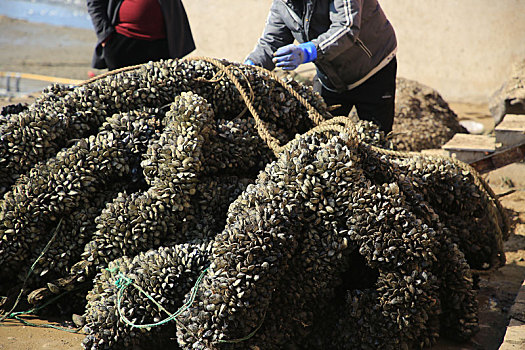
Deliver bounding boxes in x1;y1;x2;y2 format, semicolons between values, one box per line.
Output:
363;146;509;243
2;57;506;347
0;218;63;323
278;116;506;267
193;63;253;121
74;57;507;260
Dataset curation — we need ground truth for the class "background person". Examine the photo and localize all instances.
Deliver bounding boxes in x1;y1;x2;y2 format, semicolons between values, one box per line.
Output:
245;0;397;133
87;0;195;70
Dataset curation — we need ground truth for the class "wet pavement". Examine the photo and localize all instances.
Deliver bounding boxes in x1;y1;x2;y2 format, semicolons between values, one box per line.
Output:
0;0;91;29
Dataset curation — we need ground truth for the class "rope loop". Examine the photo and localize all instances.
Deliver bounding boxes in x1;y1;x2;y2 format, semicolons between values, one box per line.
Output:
111;267;208;330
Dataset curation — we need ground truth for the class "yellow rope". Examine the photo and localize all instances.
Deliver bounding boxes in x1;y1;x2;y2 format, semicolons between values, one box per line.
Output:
0;71;83;85
249;65;327;126
183;57;285;156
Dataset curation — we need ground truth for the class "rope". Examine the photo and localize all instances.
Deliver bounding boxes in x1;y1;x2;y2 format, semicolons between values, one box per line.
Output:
184;57;331;156
111;263;266;344
186;57;327;126
279;115;359;153
250;65;326;126
78;63;146;87
1;291;83;334
217;308;267;344
112;267;208;329
182;57;286;156
194;63;254;121
5;315;81;333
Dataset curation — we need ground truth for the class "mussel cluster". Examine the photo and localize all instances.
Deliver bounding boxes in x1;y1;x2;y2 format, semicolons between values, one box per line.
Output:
0;58;507;350
391;77;468;152
0;102;28;117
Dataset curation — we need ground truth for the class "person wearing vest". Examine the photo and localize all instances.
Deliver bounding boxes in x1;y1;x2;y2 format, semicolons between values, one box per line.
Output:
245;0;397;133
87;0;195;70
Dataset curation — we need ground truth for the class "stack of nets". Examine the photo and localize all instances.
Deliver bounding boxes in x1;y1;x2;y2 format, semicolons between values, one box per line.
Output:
0;58;508;350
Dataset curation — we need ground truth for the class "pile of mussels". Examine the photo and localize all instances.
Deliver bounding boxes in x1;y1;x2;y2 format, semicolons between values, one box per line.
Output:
390;77;468;152
0;58;508;350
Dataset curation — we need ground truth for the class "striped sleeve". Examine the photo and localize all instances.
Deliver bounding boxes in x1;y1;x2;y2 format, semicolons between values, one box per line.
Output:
312;0;363;61
246;1;295;70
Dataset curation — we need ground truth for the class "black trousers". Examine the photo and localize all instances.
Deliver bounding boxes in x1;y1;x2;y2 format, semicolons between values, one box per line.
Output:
103;32;170;70
315;58;397;134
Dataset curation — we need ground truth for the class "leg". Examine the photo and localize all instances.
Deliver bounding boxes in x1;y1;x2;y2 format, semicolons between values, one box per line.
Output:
353;58;397;133
315;76;355;118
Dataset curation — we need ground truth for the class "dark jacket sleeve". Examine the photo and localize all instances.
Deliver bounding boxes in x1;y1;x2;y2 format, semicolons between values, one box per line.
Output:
246;1;295;70
87;0;115;43
312;0;363;62
159;0;195;59
87;0;120;69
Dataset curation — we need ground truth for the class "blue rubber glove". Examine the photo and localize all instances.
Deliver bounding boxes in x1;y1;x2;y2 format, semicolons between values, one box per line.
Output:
273;42;317;70
244;59;255;66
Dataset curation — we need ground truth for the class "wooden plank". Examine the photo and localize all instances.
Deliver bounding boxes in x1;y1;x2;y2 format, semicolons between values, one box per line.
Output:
497;114;525;131
495;114;525;148
499;280;525;349
469;141;525;174
441;134;496;163
442;134;496;152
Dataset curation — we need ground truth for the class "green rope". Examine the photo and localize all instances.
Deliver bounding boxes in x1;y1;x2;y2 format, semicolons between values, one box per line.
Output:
0;219;63;323
6;290;66;319
0;217;83;333
114;267;208;329
8;314;82;334
217;308;267;344
112;264;265;344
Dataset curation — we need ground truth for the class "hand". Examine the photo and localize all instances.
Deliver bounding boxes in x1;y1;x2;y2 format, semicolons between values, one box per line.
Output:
101;34;113;47
272;42;317;70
